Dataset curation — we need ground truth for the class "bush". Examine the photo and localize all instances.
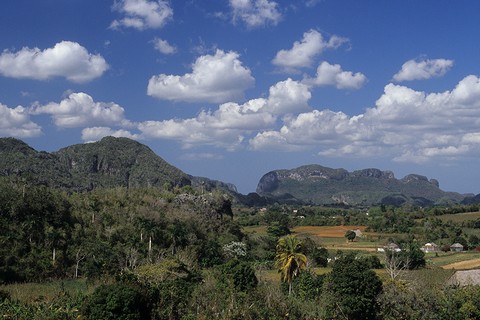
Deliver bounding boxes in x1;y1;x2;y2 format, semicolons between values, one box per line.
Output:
0;289;11;302
81;282;151;320
267;221;291;238
281;271;325;300
360;255;383;269
196;240;224;268
322;253;383;319
221;260;258;292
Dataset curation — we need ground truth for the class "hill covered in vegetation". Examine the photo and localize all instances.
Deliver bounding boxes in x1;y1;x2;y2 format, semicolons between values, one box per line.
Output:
1;137;476;207
0;136;191;191
256;164;466;206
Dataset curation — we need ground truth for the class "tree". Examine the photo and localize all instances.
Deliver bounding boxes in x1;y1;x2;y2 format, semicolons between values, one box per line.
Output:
345;230;356;242
197;239;224;268
267;221;290;238
286;271;325;301
221;260;258;292
81;282;152;320
322;253;383;319
401;240;425;269
384;249;409;280
301;237;328;267
275;235;307;295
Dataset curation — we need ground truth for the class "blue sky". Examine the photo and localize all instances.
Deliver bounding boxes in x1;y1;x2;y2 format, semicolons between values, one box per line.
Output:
1;0;480;195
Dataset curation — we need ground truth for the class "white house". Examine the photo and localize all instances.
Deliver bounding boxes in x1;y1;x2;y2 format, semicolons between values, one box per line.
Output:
421;242;440;253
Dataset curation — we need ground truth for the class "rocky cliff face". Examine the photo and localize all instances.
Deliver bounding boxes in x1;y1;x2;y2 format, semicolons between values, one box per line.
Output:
257;165;395;194
256;164;464;206
351;168;395;179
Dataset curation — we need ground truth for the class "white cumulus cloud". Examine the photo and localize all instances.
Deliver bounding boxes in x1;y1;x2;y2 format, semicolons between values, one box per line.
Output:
262;78;311;114
250;109;354;150
81;127;139;142
249;75;480;164
304;61;367;89
152;37;176;54
147;49;255;103
139;97;276;149
31;92;132;128
393;58;454;82
111;0;173;30
0;41;108;83
141;78;313;148
229;0;282;28
0;103;42;138
272;29;348;70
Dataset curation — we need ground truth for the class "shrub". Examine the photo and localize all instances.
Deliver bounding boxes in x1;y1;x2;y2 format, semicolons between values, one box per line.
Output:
221;260;258;292
81;282;151;320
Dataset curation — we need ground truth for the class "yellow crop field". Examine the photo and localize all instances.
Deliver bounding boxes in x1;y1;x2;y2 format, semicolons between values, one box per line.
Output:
441;258;480;270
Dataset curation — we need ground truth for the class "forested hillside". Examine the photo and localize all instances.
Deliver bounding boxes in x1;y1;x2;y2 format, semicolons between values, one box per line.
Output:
2;176;480;319
0;137;191;191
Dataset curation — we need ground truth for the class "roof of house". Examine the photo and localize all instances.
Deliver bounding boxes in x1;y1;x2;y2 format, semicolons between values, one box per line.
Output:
385;243;399;248
424;243;438;247
450;243;464;248
446;269;480;287
352;229;363;237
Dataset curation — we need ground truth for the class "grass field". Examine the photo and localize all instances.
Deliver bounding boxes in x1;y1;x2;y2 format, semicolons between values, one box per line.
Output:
0;279;95;303
441;258;480;269
242;225;268;235
434;211;480;223
426;251;480;269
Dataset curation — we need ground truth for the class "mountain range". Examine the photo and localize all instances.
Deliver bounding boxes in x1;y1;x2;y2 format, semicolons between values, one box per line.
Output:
0;137;476;207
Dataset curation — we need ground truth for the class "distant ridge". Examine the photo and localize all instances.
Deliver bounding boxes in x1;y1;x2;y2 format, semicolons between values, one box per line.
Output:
0;137;475;207
256;164;465;206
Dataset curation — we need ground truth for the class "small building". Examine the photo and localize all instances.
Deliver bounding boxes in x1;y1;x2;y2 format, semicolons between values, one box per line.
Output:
352;228;363;238
377;242;401;252
421;242;440;253
450;243;464;252
446;269;480;287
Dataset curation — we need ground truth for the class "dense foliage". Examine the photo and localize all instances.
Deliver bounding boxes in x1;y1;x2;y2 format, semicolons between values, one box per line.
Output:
0;177;236;283
322;253;383;319
2;175;480;319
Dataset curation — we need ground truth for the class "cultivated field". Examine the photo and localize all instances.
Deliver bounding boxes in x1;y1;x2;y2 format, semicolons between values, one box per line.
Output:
243;225;397;251
434;211;480;223
441;258;480;269
293;225;366;238
291;225;388;251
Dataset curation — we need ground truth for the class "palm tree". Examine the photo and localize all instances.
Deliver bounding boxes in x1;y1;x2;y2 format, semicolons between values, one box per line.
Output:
275;235;307;295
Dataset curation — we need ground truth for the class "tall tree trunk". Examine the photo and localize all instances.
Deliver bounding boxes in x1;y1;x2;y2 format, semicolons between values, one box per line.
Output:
75;249;85;278
148;236;152;262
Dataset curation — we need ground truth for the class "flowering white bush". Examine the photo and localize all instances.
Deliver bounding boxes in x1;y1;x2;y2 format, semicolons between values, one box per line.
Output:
223;241;247;258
